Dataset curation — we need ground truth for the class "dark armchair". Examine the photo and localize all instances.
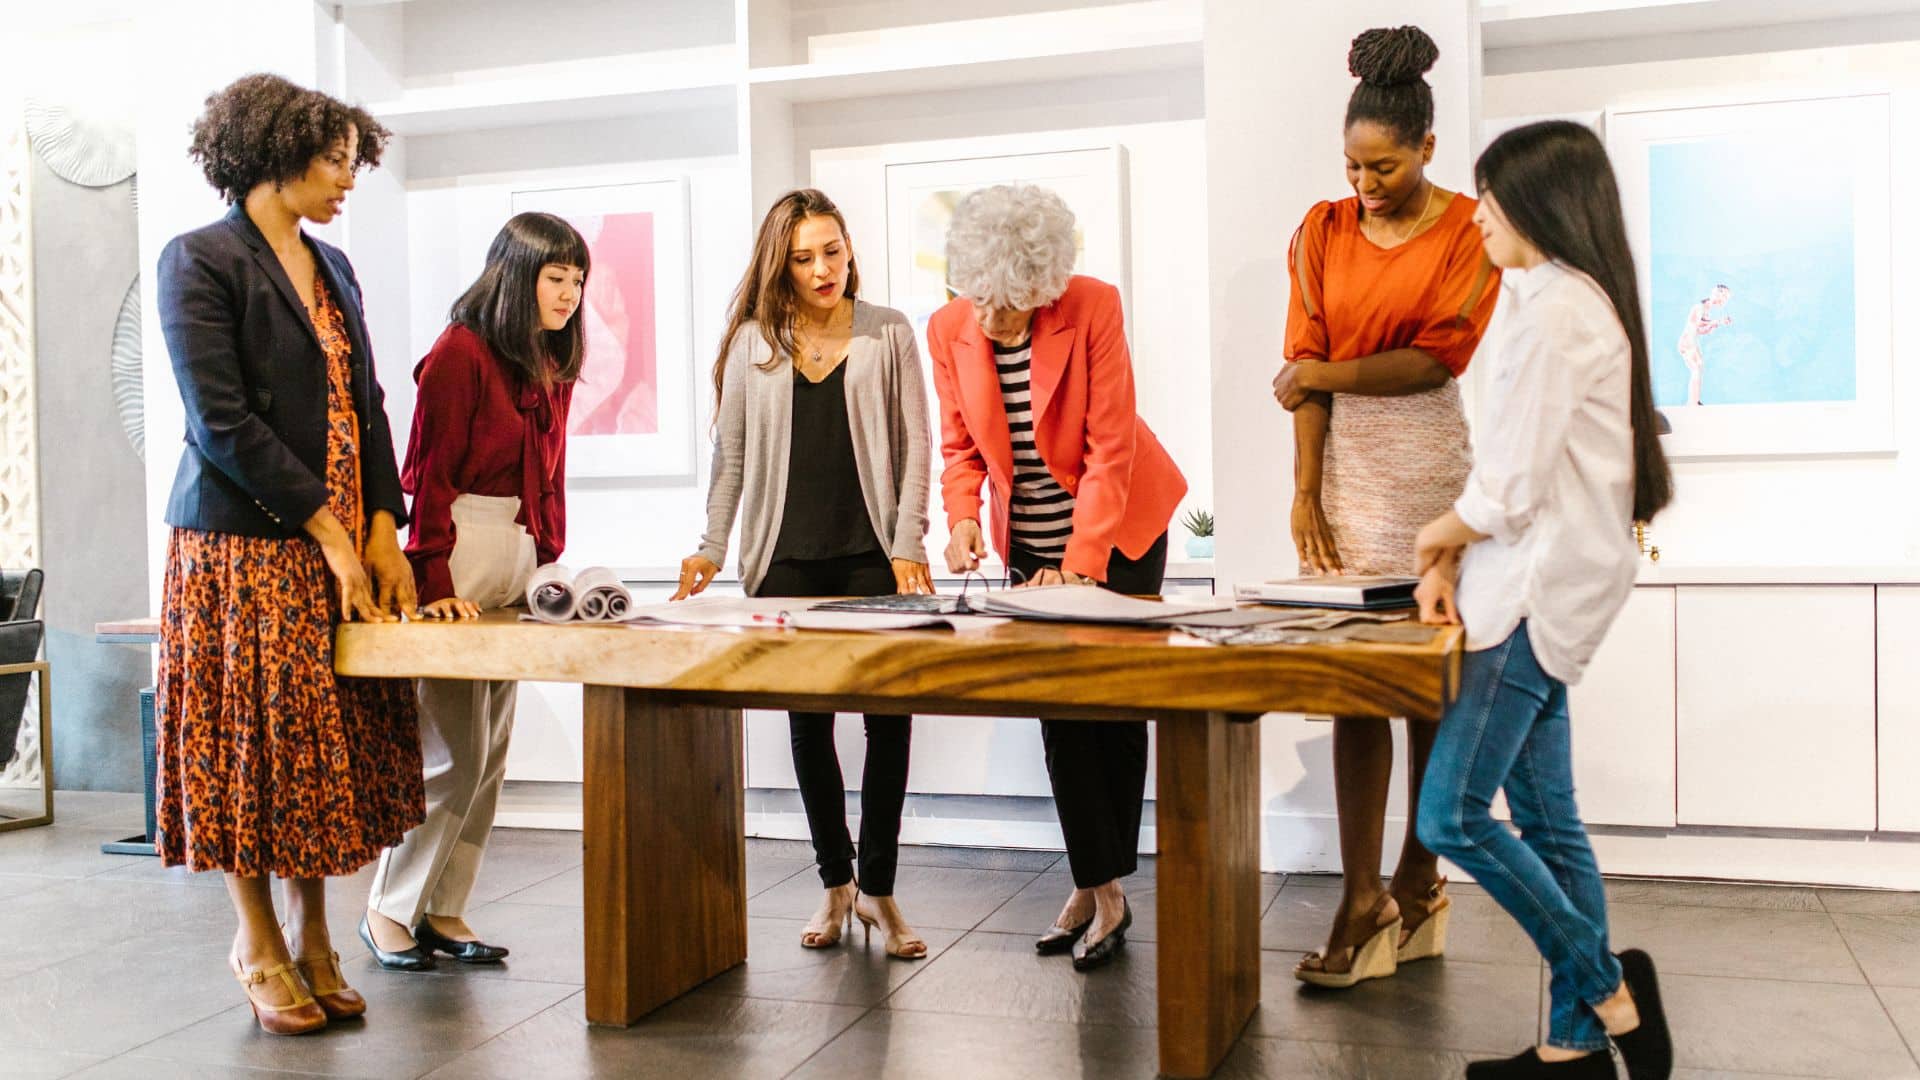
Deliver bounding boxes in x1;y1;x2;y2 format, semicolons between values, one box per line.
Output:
1;568;52;830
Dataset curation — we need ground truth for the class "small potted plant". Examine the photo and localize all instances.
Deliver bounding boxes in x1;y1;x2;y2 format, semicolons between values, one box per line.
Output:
1181;508;1214;559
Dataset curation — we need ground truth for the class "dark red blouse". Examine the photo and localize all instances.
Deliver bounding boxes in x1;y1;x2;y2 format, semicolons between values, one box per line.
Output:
402;324;572;604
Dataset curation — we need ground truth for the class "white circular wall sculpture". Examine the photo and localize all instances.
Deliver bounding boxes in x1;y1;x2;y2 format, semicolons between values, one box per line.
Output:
111;276;144;461
24;97;136;188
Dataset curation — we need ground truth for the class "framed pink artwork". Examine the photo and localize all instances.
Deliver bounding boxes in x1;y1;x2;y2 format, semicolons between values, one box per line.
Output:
511;178;694;479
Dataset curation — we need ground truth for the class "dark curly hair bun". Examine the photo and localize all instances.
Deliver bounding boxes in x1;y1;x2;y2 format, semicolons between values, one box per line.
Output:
1348;25;1439;87
1344;25;1439;147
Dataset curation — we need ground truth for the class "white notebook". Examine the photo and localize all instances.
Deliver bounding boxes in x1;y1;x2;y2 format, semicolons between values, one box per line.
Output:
1233;575;1419;610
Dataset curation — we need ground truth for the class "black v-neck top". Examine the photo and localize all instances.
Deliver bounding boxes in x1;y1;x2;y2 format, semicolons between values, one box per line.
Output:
771;360;882;562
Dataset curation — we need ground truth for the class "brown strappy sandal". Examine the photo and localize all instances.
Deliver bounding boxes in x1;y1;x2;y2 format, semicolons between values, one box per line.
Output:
292;948;367;1019
231;956;329;1035
1294;892;1402;989
1395;876;1453;964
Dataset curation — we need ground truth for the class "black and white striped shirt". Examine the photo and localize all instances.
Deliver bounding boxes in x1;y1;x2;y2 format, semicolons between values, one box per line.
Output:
995;340;1075;556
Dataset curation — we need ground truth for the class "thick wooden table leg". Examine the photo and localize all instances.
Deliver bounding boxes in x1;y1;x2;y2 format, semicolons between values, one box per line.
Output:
1155;711;1262;1078
581;686;747;1025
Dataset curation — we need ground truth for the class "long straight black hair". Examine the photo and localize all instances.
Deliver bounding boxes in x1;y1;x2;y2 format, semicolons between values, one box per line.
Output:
450;211;591;386
1474;120;1674;523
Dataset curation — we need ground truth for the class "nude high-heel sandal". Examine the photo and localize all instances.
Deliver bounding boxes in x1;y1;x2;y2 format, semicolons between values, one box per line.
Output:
1396;877;1453;964
800;884;854;949
1294;894;1402;989
854;891;928;961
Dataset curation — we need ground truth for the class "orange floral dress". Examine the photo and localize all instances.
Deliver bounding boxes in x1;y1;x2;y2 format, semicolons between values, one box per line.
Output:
156;277;424;878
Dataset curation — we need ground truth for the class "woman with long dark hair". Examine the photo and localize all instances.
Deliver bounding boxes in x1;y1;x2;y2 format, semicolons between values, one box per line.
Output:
673;188;933;959
155;74;421;1034
1412;120;1675;1079
362;212;587;970
1274;25;1501;988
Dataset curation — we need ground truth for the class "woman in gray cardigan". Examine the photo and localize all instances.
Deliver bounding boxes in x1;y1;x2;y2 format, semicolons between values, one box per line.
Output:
673;188;933;960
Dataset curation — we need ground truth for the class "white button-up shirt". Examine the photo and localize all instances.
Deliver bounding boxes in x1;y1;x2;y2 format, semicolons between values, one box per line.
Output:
1454;260;1639;685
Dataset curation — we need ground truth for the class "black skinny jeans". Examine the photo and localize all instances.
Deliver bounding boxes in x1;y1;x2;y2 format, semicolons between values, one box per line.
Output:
755;551;911;896
1010;532;1168;889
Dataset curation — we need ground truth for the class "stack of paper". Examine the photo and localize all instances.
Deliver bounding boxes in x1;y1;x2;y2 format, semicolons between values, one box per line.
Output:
968;585;1232;624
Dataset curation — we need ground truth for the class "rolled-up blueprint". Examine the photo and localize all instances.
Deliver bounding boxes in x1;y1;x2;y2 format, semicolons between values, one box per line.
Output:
526;564;579;624
573;566;631;622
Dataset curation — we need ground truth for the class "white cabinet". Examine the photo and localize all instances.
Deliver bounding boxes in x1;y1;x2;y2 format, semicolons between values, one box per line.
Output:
1567;588;1676;827
1676;587;1877;830
1877;587;1920;832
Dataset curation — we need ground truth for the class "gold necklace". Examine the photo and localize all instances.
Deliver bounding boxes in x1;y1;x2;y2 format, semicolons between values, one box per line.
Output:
1370;183;1437;247
794;300;851;366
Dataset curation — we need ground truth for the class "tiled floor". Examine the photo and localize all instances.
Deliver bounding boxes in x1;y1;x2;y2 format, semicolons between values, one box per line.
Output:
2;791;1917;1079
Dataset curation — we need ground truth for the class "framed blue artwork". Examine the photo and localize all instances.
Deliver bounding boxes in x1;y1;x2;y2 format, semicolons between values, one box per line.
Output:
1608;94;1892;458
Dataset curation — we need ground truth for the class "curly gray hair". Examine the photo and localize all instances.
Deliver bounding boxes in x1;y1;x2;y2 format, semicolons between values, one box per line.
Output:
944;184;1078;310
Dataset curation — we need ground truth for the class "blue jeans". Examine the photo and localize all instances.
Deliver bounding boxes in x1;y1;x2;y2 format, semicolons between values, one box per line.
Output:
1417;622;1623;1052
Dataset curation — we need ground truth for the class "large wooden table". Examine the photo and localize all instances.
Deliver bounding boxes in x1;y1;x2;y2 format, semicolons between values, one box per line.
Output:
336;611;1460;1078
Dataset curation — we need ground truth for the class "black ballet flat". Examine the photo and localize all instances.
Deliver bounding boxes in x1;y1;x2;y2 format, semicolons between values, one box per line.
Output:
1071;902;1132;972
1035;916;1093;955
358;915;436;972
1613;949;1673;1080
414;920;509;964
1465;1047;1616;1078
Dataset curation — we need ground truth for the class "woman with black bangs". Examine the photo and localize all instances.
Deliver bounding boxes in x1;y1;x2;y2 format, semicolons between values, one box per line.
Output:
156;72;420;1035
361;212;588;971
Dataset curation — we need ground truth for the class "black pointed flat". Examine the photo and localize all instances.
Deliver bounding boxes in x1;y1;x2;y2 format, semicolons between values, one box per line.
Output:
1465;1047;1615;1078
413;920;509;964
1035;915;1093;955
1071;902;1132;972
358;915;436;972
1613;949;1673;1080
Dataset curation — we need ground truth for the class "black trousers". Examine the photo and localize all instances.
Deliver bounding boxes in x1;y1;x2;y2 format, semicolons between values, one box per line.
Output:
755;551;911;896
1010;532;1168;888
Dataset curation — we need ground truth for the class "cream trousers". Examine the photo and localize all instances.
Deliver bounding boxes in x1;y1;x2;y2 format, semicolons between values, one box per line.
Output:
368;494;537;926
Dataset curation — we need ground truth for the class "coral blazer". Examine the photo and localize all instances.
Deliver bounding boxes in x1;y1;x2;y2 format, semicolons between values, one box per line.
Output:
926;276;1186;582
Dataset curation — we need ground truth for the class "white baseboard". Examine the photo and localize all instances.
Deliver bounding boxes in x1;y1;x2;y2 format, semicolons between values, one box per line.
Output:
494;783;1920;889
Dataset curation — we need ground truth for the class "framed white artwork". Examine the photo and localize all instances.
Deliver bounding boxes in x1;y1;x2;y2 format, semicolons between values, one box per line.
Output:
882;146;1130;354
1607;94;1893;458
510;178;696;480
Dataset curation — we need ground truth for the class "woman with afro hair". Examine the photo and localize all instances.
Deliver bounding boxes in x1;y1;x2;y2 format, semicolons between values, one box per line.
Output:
153;73;423;1035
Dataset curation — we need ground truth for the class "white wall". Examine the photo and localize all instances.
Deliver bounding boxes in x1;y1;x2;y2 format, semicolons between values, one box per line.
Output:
1205;0;1478;872
1485;41;1920;566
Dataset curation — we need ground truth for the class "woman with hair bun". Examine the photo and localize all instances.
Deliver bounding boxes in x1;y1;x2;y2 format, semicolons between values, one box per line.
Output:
1271;25;1502;989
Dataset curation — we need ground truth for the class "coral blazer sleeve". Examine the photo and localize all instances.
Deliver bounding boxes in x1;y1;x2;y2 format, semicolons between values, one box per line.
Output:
1059;284;1142;581
927;315;992;532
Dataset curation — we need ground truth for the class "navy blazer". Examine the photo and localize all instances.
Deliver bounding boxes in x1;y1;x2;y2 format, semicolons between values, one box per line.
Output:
157;204;407;537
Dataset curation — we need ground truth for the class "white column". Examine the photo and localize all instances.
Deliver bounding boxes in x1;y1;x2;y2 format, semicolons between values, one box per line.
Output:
1202;0;1477;873
135;0;322;610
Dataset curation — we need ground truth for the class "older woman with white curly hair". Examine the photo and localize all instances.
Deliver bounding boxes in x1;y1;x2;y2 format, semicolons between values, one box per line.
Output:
926;184;1187;972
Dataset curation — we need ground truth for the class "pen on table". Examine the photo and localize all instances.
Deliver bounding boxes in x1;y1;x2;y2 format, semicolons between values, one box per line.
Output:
752;611;793;627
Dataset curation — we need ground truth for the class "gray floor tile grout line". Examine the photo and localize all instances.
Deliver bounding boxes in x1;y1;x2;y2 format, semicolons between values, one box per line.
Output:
1870;983;1920;1068
1825;904;1885;997
405;989;585;1080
